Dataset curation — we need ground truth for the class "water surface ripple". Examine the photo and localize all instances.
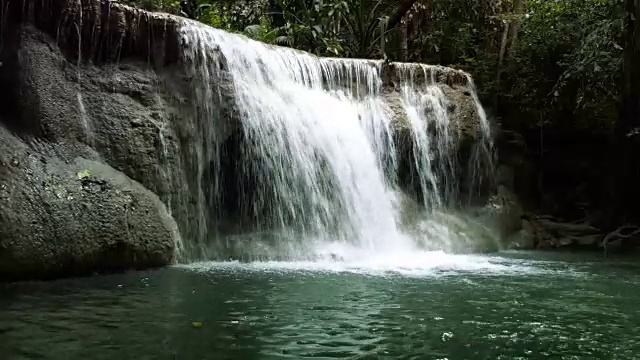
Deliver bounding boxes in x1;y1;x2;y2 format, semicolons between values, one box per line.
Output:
1;252;640;359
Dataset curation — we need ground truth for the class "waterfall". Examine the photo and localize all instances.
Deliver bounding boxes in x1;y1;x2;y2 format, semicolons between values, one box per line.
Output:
396;63;458;209
177;20;495;261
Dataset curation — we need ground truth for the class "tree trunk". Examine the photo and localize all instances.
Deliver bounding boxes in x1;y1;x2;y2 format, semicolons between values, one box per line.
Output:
180;0;197;19
400;16;408;61
494;20;510;109
613;0;640;223
507;0;525;59
387;0;417;31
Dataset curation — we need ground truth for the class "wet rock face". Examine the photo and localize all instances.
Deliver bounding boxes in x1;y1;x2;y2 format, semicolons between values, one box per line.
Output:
12;0;180;65
0;127;179;282
5;23;187;194
386;83;491;206
0;1;188;280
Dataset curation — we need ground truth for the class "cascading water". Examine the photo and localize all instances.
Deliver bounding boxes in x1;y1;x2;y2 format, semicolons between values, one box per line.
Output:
396;63;459;209
466;77;497;204
177;19;496;261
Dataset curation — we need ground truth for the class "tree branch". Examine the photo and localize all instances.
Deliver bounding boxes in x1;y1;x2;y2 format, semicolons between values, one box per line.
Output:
602;225;640;256
386;0;417;31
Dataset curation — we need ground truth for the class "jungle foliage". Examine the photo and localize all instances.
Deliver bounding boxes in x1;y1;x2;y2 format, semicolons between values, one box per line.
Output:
124;0;625;134
122;0;639;224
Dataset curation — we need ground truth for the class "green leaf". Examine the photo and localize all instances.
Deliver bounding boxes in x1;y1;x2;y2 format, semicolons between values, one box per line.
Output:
245;24;261;36
77;169;92;180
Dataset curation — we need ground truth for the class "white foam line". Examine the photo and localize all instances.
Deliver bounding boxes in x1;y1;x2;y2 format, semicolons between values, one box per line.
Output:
174;251;553;278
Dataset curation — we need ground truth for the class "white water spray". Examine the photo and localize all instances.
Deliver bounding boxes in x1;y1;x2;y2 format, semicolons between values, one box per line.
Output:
177;20;495;261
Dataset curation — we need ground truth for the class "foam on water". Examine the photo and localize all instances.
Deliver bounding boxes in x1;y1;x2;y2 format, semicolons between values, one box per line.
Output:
177;250;542;278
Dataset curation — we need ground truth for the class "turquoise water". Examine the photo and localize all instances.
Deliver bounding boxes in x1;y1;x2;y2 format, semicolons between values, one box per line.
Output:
1;251;640;359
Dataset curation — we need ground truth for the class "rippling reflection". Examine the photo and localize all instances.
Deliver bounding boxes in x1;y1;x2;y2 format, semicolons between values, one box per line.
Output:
2;252;640;359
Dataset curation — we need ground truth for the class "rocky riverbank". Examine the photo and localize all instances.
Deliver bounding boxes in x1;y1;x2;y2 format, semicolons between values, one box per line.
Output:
492;128;640;254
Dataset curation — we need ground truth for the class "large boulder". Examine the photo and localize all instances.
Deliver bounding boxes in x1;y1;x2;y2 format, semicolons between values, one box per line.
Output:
0;0;194;280
0;0;229;257
0;126;180;281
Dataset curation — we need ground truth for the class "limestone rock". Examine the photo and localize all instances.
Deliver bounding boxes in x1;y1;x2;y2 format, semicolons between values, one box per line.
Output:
1;20;233;265
524;215;603;250
388;81;490;204
512;219;536;249
0;6;190;279
471;185;525;248
0;126;180;281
